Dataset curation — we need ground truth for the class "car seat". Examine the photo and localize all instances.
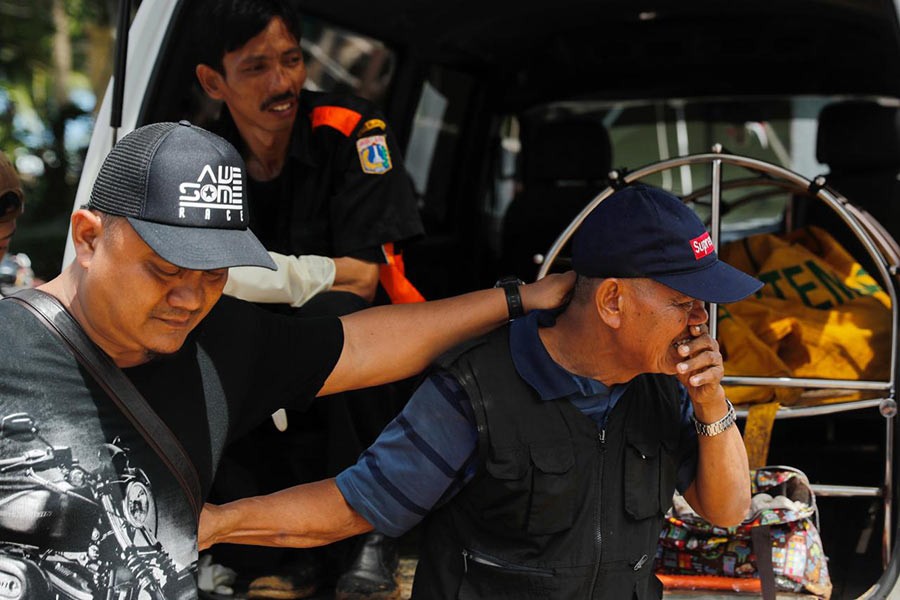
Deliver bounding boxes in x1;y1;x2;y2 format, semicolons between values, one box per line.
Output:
500;116;612;282
801;100;900;268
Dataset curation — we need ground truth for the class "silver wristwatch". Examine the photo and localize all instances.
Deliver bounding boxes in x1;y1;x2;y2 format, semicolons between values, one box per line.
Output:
692;399;736;436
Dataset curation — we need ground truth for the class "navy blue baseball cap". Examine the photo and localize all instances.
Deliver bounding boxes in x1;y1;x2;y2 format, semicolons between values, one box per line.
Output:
88;121;276;271
572;184;762;303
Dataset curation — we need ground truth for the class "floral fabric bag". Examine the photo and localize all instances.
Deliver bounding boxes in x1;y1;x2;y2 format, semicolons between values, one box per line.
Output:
655;467;832;599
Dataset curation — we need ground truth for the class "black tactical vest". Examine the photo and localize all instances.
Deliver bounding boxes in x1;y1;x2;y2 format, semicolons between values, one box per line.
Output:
412;328;685;600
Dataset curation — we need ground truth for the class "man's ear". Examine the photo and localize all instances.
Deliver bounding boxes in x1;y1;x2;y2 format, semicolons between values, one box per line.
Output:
595;278;623;328
196;64;226;100
70;209;103;267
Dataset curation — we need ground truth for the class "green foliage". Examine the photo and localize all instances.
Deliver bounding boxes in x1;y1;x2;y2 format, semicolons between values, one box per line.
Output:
0;2;54;82
0;0;114;278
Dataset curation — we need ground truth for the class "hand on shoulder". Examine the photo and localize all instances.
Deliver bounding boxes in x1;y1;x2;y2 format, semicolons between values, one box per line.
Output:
521;271;576;313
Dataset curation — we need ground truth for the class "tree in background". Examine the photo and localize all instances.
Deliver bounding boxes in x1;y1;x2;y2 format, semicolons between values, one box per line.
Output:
0;0;115;279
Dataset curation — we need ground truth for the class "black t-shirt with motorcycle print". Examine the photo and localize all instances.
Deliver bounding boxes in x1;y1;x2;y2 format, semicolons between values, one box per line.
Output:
0;294;343;599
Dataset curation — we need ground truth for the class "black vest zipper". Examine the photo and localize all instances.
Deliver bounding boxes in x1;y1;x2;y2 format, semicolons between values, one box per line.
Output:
588;428;606;597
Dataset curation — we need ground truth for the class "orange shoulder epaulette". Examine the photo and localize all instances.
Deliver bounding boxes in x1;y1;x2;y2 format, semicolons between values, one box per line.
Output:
310;105;363;137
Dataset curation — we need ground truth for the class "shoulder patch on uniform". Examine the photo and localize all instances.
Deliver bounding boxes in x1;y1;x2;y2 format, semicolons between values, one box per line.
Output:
357;135;393;174
310;105;363;136
358;118;387;137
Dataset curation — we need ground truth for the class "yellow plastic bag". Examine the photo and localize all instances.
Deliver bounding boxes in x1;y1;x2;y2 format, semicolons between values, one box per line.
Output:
716;305;799;405
718;226;892;405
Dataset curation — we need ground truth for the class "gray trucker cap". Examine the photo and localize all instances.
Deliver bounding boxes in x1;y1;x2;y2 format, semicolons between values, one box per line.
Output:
88;121;276;271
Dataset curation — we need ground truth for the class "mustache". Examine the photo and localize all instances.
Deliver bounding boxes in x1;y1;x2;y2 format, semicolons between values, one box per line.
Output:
259;91;298;111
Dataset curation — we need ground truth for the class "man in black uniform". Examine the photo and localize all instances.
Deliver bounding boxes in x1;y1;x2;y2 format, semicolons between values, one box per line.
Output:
192;1;424;597
194;0;422;302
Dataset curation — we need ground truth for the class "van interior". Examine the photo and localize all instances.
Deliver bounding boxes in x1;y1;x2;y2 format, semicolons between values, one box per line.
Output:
125;0;900;596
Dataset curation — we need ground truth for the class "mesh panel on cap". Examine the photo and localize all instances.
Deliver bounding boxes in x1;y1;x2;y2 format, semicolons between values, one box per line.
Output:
89;122;176;217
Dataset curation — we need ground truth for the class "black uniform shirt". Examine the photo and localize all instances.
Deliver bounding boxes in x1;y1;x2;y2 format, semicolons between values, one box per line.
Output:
223;90;423;263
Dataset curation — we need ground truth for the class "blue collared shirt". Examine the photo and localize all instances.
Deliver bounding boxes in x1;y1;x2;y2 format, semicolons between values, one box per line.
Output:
336;310;698;537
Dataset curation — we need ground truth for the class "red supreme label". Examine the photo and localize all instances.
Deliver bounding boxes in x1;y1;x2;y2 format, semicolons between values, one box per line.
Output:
690;232;715;260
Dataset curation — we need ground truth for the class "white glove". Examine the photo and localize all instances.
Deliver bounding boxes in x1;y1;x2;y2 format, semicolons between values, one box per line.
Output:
197;554;237;595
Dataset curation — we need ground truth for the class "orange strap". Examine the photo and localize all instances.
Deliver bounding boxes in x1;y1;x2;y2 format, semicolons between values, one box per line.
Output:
657;574;762;593
380;242;425;304
744;401;781;469
310;105;362;137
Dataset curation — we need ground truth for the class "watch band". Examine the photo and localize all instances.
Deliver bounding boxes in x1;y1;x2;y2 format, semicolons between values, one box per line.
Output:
692;398;736;436
494;276;525;321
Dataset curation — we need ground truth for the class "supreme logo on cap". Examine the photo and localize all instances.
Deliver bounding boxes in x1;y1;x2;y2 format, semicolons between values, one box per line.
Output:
177;164;245;223
690;231;715;260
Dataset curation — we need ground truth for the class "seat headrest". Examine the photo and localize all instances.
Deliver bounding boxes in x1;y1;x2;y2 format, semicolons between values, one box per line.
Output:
817;101;900;171
523;117;612;182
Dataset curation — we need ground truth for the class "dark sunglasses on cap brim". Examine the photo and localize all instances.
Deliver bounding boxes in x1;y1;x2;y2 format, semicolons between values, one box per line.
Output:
0;191;23;222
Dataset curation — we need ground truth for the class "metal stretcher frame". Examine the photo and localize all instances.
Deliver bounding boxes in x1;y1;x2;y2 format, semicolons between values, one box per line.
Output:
535;146;900;569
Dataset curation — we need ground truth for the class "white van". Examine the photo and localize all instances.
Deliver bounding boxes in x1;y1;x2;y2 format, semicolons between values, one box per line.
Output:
69;1;900;597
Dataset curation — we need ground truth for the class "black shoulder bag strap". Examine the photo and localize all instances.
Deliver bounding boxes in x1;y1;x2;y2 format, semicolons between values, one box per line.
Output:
750;524;777;600
5;289;202;521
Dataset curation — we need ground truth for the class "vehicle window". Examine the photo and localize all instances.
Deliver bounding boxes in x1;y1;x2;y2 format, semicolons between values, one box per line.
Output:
404;67;475;230
484;115;521;258
299;19;395;105
490;97;845;259
406;81;449;200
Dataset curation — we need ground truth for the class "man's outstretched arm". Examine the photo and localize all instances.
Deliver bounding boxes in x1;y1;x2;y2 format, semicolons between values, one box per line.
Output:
202;370;479;552
317;272;574;396
199;479;371;551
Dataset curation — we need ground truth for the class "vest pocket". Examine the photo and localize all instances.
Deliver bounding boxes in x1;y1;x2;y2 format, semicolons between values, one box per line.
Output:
482;447;531;530
481;442;577;535
528;443;576;534
458;548;557;599
623;436;662;520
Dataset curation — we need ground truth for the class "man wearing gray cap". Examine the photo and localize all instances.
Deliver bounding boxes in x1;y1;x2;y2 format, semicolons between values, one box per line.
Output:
199;184;761;600
0;121;571;599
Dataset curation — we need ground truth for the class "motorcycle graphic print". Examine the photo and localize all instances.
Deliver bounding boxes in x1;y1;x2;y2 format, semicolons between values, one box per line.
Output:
0;413;195;599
